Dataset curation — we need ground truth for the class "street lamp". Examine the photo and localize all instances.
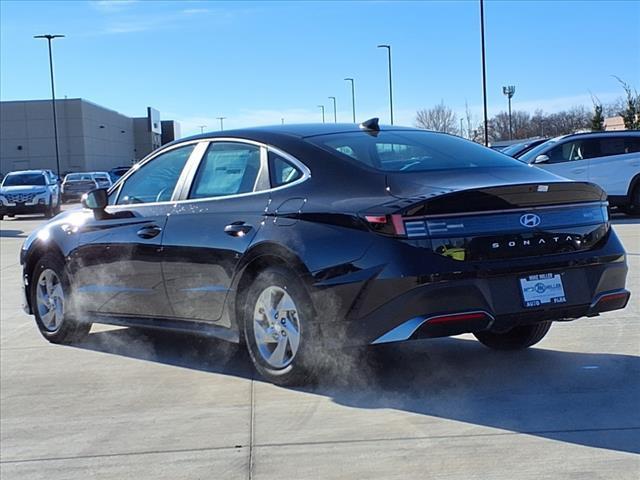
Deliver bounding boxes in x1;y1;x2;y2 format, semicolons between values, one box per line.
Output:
198;125;207;133
34;34;64;177
479;0;489;146
318;105;325;123
328;96;337;123
344;78;356;123
377;44;394;125
216;117;226;131
502;85;516;140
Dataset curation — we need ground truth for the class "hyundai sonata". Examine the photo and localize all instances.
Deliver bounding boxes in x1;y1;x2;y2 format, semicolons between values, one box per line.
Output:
20;119;630;385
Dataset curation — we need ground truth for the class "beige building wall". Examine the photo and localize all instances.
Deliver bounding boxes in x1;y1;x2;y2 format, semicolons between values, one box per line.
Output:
604;116;626;131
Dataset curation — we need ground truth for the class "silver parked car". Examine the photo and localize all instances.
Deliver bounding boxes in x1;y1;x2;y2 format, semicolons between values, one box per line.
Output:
0;170;61;219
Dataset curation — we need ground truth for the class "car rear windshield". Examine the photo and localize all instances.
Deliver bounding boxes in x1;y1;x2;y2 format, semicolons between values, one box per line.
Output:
65;173;94;182
307;130;521;172
2;173;46;186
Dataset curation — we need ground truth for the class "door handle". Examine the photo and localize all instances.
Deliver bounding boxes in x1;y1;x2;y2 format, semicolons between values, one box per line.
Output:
224;222;253;237
136;225;162;239
572;168;587;174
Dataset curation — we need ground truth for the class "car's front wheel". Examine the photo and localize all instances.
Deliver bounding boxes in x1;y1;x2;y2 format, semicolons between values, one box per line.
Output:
474;321;552;350
31;254;91;344
243;266;317;385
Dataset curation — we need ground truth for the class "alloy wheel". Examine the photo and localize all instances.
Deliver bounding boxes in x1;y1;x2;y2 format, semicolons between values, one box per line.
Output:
36;269;65;332
252;286;301;369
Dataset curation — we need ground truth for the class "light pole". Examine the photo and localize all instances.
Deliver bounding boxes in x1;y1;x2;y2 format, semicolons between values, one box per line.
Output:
318;105;325;123
198;125;207;133
34;34;64;177
344;77;356;123
502;85;515;140
479;0;489;146
216;117;226;131
377;44;394;125
328;96;337;123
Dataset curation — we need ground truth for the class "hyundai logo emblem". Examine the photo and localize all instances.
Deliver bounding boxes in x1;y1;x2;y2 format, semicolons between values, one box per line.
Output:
520;213;541;228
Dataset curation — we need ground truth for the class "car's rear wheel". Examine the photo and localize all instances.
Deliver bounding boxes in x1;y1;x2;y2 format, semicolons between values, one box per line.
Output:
474;321;552;350
31;254;91;344
623;184;640;216
243;266;317;385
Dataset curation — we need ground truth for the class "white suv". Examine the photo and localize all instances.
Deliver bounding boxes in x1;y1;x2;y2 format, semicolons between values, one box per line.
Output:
518;131;640;215
0;170;62;220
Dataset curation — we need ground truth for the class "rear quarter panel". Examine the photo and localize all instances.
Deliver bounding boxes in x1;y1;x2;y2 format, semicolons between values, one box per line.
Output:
589;152;640;196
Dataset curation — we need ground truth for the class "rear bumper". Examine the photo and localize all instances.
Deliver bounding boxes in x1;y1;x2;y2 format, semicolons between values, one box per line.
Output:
62;192;86;200
315;229;630;347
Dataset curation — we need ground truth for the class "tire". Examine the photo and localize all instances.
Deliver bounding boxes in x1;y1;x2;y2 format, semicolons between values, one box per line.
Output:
0;214;4;220
474;321;552;350
31;253;91;344
242;266;318;386
54;199;62;215
623;185;640;216
44;203;54;218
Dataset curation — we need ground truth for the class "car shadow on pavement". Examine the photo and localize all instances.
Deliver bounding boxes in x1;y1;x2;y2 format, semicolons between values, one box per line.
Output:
0;229;26;238
75;328;639;455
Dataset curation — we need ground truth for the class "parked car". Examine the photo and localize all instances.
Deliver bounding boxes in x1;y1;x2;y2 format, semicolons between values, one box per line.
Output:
0;169;61;219
517;131;640;214
109;166;131;184
90;171;113;189
61;173;98;203
20;120;629;385
501;138;548;157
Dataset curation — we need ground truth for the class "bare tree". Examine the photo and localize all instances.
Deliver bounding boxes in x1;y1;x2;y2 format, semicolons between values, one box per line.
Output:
465;100;475;140
603;97;625;117
415;101;458;133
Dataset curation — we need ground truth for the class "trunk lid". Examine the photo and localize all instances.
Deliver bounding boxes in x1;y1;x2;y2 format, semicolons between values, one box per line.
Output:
375;169;609;261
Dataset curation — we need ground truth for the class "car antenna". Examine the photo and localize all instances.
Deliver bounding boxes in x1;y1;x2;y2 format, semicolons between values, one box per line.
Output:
359;117;380;132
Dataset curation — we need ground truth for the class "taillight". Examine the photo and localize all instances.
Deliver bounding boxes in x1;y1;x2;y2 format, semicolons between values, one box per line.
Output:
364;214;406;236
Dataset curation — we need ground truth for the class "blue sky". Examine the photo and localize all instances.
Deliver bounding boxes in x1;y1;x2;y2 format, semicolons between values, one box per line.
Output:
1;0;639;136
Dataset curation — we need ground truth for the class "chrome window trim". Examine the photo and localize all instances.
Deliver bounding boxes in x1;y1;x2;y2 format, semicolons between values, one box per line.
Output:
103;137;312;209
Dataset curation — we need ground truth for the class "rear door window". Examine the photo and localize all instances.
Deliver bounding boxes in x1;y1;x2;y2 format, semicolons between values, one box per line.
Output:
597;137;634;157
189;142;261;199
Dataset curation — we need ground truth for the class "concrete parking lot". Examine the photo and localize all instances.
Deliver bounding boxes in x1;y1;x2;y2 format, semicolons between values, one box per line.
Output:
1;208;638;479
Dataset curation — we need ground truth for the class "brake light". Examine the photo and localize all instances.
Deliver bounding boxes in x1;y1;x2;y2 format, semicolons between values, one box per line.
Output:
364;214;406;236
364;215;387;224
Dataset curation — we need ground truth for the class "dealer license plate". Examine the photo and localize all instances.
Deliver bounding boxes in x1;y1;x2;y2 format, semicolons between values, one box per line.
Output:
519;273;566;308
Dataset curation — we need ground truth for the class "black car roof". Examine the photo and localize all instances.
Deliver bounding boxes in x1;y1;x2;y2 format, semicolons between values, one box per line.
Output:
177;122;416;144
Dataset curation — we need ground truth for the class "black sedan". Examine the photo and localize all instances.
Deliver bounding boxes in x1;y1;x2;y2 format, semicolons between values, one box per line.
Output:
20;120;630;385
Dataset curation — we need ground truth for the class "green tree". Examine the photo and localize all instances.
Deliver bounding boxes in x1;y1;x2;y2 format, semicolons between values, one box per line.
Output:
591;100;604;131
614;76;640;130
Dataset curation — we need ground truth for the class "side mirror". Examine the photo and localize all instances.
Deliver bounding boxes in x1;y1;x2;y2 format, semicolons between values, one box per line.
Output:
82;188;108;218
534;154;550;164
